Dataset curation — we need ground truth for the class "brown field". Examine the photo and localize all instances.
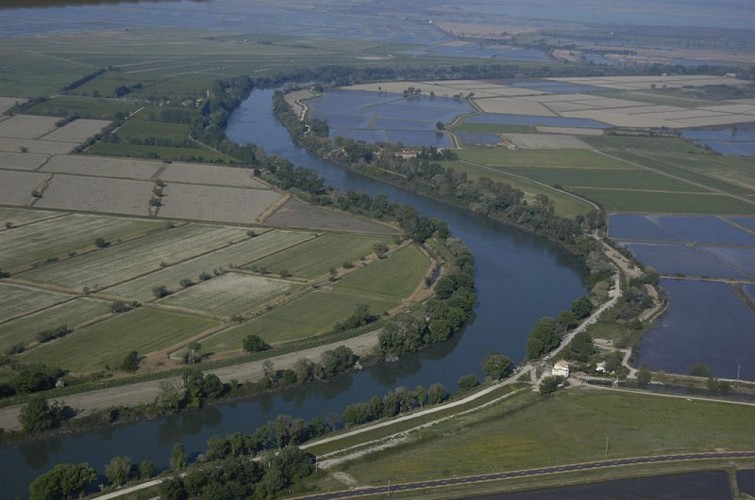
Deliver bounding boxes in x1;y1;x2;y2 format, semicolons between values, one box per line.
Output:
473;98;556;116
36;174;153;215
265;198;398;234
0;169;47;205
158;183;283;224
0;115;59;139
560;110;681;128
159;163;269;188
0;151;49;171
535;126;604;136
39;119;111;143
0;207;60;227
40;155;161;180
0;96;26;114
546;75;750;90
504;134;589;150
0;137;75;154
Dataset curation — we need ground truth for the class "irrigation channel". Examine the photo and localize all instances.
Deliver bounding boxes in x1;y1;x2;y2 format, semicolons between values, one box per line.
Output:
0;89;586;496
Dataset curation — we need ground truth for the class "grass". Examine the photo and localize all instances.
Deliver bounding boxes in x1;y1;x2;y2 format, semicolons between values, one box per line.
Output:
339;388;755;484
457;148;631;169
0;283;71;320
202;245;429;351
104;229;313;302
248;233;394;279
114;120;193;143
20;307;219;372
18;224;249;289
0;212;163;272
23;95;139;120
0;207;61;227
0;298;111;353
158;272;300;317
500;167;709;192
86;142;232;163
573;189;755;215
445;160;593;218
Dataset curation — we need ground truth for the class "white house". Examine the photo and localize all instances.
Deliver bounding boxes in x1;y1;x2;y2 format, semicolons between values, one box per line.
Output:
553;360;570;378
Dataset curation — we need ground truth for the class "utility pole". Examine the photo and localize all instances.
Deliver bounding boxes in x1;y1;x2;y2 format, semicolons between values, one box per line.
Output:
737;364;741;381
605;436;610;458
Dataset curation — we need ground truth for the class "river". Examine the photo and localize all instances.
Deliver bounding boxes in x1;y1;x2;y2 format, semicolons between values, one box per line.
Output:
0;89;586;497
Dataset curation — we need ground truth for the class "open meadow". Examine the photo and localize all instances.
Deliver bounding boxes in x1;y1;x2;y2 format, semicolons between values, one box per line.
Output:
339;388;755;484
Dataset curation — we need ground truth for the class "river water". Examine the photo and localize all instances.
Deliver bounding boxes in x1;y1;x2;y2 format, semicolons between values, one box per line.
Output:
0;89;585;497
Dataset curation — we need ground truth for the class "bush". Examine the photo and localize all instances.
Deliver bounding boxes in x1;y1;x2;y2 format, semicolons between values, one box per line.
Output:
243;335;270;353
36;325;72;344
539;375;566;395
458;374;479;390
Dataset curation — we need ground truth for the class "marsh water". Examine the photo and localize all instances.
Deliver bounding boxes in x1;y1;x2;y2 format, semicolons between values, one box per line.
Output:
0;89;586;496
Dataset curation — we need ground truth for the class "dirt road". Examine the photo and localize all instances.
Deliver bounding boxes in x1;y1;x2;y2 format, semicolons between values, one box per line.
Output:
0;330;382;431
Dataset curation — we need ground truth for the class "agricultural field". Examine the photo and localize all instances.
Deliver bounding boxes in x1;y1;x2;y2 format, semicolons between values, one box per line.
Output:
18;223;249;289
247;232;393;279
35;174;154;215
0;151;49;171
0;115;58;139
502;167;708;192
20;307;220;373
114;119;192;143
0;96;25;113
38;119;110;143
456;148;628;169
0;207;61;227
86;141;231;163
265;198;398;234
0;298;111;353
0;170;46;206
573;189;754;215
104;229;313;302
0;137;74;155
23;95;139;120
158;183;284;224
339;388;755;484
636;280;754;380
202;245;430;352
0;283;71;321
40;155;162;180
159;163;268;188
0;212;163;271
158;272;300;317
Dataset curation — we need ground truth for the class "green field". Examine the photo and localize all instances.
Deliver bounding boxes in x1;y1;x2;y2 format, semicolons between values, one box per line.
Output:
247;233;393;279
445;161;593;218
24;95;139;120
104;229;313;302
20;307;219;372
158;272;300;317
87;142;231;163
18;224;250;289
0;208;62;227
0;298;111;353
203;245;429;352
573;188;755;214
340;388;755;484
0;283;71;320
114;120;193;143
457;148;631;169
0;212;163;271
500;167;709;192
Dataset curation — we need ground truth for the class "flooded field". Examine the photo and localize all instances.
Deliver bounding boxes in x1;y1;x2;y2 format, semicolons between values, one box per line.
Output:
636;279;754;380
682;126;755;156
738;470;755;497
308;90;473;147
491;471;732;499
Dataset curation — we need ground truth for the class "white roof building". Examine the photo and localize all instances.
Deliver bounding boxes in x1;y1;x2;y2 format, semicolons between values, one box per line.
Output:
553;360;570;378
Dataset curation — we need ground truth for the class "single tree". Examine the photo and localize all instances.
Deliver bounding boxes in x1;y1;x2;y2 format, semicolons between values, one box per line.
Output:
637;364;651;388
243;334;270;353
105;455;134;487
482;352;514;381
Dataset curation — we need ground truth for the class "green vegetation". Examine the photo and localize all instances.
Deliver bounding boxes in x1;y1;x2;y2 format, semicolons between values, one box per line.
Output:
339;389;755;483
451;122;534;134
501;167;706;192
248;233;393;279
0;284;69;320
571;189;754;214
87;141;230;163
456;148;630;169
21;308;219;372
24;95;138;120
113;119;193;144
0;298;110;352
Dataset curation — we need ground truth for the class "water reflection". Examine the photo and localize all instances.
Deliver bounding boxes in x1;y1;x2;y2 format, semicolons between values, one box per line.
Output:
18;437;63;469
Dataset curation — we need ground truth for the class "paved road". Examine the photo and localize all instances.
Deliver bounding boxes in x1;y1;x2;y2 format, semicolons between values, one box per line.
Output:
298;451;755;499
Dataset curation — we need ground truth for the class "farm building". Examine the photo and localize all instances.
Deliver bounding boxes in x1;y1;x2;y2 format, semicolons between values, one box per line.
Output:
553;360;570;378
